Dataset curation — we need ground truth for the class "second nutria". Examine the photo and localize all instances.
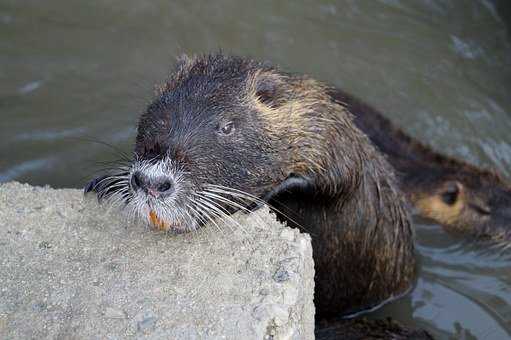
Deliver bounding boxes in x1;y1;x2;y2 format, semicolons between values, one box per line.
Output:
85;54;416;318
329;90;511;242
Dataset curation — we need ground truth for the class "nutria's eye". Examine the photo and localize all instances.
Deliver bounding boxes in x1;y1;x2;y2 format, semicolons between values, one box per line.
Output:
441;181;461;206
218;121;235;135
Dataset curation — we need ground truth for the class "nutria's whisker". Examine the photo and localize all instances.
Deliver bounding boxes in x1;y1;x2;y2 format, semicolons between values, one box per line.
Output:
204;185;260;204
204;184;311;233
183;203;205;231
88;171;131;201
96;183;124;202
199;189;274;234
183;209;199;235
185;202;228;247
93;161;132;170
200;191;250;214
106;189;130;208
156;199;192;233
77;137;133;162
188;198;225;235
99;181;129;193
190;199;240;245
195;194;251;236
193;196;237;234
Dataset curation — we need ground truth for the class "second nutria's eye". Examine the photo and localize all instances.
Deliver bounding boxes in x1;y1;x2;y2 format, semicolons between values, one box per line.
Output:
218;121;235;135
441;181;461;206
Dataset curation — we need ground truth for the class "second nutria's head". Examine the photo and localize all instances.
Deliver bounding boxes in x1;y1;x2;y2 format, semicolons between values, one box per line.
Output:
409;165;511;241
86;54;362;232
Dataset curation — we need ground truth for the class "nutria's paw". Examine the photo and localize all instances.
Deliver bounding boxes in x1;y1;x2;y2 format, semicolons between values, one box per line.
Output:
84;175;108;194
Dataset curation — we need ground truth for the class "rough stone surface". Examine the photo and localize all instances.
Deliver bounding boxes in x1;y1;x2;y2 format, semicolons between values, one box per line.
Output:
0;182;315;339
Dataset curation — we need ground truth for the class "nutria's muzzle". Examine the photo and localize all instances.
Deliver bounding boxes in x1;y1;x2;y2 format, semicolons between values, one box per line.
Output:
131;171;175;199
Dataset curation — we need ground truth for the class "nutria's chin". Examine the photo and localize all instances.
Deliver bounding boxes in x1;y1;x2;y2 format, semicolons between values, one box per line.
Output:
85;54;416;318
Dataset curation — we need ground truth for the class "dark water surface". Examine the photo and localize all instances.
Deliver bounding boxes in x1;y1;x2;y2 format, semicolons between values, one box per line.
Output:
1;0;510;338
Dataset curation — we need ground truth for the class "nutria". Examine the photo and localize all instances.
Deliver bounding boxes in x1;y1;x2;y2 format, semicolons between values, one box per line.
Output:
329;90;511;242
85;54;416;320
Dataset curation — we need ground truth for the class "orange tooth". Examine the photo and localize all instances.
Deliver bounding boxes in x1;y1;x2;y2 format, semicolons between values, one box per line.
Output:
149;210;168;230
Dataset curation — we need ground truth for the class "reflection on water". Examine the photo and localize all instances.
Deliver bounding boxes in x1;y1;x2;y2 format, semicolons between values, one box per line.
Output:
373;219;511;338
1;0;510;337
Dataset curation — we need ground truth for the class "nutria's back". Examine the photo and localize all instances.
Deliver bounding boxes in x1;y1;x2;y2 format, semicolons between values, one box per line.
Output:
330;89;511;241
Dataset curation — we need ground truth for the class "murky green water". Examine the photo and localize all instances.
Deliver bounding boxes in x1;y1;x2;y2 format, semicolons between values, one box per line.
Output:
1;0;510;338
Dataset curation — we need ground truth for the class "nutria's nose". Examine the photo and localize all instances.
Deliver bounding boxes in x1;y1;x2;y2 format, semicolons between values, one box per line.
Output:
130;171;174;198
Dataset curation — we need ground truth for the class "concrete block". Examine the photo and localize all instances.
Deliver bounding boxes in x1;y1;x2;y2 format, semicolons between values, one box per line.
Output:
0;182;314;339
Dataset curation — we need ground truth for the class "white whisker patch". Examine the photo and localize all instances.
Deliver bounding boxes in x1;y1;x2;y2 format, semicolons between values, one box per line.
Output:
93;157;270;236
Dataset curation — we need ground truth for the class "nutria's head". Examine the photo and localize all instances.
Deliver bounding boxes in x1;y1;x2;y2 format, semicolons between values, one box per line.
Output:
411;166;511;240
86;54;360;232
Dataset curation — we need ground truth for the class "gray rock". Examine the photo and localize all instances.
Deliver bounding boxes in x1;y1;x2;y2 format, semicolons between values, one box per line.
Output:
273;267;290;283
0;182;315;339
104;307;126;320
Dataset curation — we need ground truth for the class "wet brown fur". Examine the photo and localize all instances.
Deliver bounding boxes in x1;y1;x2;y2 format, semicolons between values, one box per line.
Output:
330;89;511;241
249;75;417;317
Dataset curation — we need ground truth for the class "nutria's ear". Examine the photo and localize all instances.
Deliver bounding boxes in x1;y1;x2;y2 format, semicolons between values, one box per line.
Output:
256;82;278;107
254;72;285;109
440;181;463;206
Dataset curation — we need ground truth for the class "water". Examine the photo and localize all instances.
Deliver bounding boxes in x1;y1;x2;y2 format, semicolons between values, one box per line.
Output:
1;0;510;338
